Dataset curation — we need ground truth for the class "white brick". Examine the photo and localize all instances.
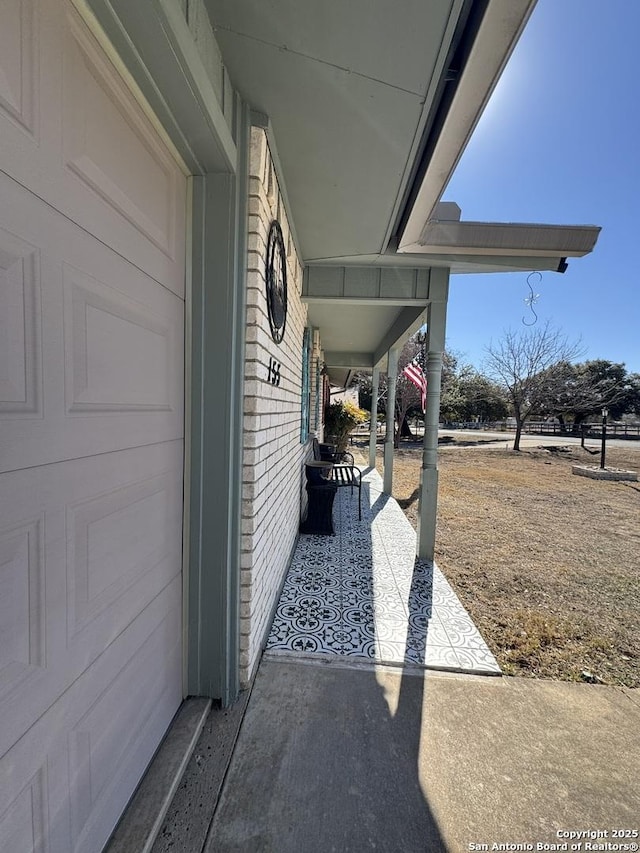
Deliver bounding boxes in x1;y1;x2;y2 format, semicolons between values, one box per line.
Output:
240;127;319;682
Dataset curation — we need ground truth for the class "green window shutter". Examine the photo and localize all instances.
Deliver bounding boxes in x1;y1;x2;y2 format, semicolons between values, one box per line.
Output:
301;328;311;442
314;357;320;431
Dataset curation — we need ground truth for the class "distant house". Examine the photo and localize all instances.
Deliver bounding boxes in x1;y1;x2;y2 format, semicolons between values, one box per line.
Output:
330;386;361;407
0;1;599;850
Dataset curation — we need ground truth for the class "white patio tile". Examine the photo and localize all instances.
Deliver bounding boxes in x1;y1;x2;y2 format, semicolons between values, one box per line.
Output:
408;617;451;648
265;468;501;677
374;616;410;645
409;644;464;670
452;647;502;674
375;640;411;665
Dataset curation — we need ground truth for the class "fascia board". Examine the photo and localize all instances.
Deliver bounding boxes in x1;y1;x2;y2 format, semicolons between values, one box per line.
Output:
378;0;467;254
323;352;375;369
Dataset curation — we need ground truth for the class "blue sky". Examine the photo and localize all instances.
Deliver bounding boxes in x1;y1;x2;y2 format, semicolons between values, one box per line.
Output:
443;0;640;374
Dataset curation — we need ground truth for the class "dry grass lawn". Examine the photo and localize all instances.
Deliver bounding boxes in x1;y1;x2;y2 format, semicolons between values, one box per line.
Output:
373;440;640;687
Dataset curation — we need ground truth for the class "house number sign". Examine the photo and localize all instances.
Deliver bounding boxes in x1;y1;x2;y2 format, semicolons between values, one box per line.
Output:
265;219;288;344
267;357;281;386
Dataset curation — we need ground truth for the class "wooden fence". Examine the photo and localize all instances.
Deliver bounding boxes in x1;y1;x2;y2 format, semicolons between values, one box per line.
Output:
444;421;640;440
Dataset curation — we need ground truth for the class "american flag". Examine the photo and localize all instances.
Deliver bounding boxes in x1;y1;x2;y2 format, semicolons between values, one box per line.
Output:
402;357;427;411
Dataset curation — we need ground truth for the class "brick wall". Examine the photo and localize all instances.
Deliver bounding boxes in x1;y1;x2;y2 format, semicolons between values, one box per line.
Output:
240;127;322;683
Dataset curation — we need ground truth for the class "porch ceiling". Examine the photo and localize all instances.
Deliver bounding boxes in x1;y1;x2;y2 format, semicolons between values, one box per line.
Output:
313;303;427;386
205;0;599;384
309;304;404;366
205;0;536;263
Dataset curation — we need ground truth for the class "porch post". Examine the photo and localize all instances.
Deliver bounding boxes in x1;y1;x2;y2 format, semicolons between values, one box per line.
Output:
368;366;381;469
417;269;449;560
383;348;399;494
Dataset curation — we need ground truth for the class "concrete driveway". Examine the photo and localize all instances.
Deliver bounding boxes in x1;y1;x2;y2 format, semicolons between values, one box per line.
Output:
203;660;640;853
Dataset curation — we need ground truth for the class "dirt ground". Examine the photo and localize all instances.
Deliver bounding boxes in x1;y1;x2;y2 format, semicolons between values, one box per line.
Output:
372;440;640;687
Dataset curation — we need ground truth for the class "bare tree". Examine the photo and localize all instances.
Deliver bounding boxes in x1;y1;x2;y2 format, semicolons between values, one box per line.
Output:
483;322;583;450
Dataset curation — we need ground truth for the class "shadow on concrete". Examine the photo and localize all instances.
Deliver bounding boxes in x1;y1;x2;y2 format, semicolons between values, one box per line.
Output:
202;658;445;853
367;487;390;521
202;487;445;852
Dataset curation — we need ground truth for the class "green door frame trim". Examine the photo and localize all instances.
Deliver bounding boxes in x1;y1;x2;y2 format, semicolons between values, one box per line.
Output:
81;0;248;705
188;103;249;704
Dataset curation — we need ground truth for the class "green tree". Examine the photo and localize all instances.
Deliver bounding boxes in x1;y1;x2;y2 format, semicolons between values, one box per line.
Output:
438;353;508;423
356;373;374;414
456;369;509;422
438;351;465;422
540;360;640;431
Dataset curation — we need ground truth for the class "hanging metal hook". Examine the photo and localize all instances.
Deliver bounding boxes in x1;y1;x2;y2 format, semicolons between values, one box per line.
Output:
522;271;542;326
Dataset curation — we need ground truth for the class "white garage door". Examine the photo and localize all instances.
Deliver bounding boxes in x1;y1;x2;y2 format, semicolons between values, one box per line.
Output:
0;2;187;851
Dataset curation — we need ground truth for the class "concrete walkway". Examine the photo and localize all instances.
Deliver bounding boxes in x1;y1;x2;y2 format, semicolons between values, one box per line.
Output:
204;661;640;853
154;462;640;853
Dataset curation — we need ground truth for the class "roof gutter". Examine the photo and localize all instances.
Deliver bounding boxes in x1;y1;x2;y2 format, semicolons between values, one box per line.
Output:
416;219;601;259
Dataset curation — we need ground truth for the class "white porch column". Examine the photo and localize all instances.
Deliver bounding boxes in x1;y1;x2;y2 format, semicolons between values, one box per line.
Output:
368;366;381;469
417;269;449;560
383;348;399;494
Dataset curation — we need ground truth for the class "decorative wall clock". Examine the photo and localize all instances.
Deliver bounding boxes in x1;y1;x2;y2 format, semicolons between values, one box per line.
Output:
265;220;288;344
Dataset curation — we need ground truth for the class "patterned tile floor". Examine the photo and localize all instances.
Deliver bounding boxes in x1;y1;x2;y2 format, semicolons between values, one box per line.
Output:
265;467;501;675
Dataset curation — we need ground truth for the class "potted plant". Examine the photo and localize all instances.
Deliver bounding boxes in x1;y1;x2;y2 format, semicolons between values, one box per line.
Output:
323;401;368;453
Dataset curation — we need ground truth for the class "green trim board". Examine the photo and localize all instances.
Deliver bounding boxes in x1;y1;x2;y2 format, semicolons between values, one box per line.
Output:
187;105;249;704
300;328;312;443
314;357;320;432
85;0;237;174
185;103;250;705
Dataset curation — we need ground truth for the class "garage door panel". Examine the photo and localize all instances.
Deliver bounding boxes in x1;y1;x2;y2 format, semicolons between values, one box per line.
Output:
66;470;182;641
0;227;42;417
0;0;185;296
0;515;45;701
0;0;39;141
64;264;175;414
0;765;48;853
0;442;183;759
0;0;63;206
0;578;181;853
0;174;184;474
64;11;180;265
1;1;187;848
69;603;182;852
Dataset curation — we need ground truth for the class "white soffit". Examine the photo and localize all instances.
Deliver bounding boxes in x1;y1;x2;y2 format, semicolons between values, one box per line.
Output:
307;302;404;360
206;0;502;261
